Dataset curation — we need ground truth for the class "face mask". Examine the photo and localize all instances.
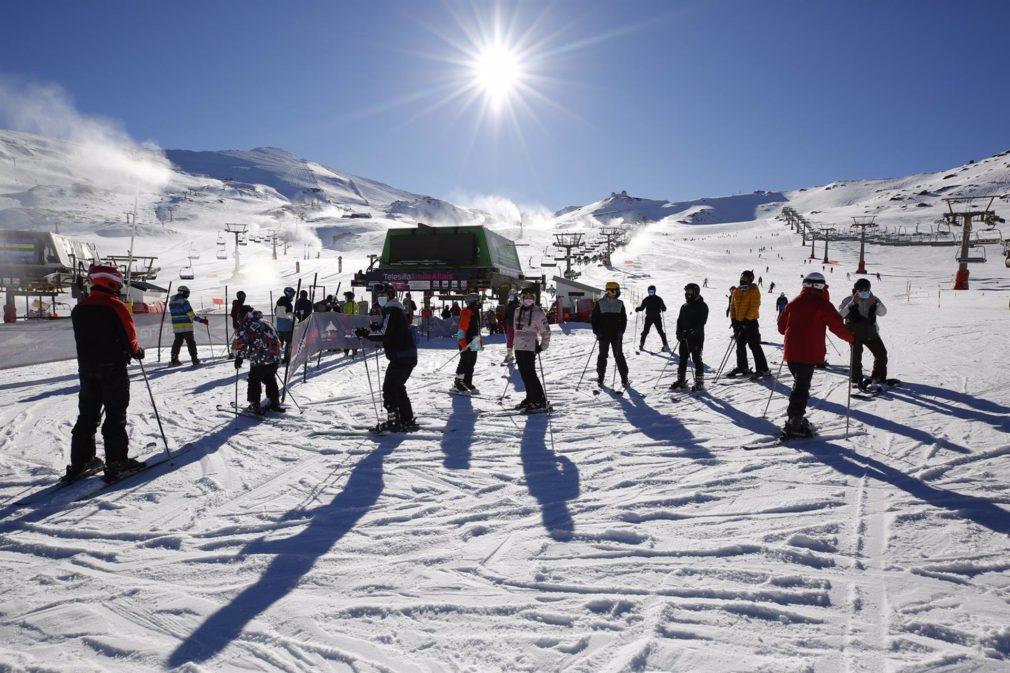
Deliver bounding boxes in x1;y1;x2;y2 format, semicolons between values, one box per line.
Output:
738;283;749;291
858;290;870;299
522;298;534;307
378;296;388;307
648;289;656;296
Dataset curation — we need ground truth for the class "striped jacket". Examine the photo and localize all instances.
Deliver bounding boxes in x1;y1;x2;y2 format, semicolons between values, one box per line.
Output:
169;294;200;333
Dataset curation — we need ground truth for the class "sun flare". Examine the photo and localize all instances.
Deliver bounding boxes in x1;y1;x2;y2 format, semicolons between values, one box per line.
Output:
472;43;522;110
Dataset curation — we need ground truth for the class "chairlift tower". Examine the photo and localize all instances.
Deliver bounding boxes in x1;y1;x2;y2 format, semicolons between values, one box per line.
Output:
821;227;836;264
851;216;878;274
808;227;818;260
224;223;248;275
943;196;1006;289
553;233;583;277
599;228;626;267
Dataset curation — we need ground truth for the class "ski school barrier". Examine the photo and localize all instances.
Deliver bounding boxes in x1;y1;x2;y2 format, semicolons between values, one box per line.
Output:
0;311;466;371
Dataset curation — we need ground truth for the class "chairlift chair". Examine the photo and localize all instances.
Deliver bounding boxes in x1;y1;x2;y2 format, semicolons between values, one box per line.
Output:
179;262;195;280
955;246;987;264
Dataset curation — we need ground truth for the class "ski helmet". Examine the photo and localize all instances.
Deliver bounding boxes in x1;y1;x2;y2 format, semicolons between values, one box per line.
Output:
465;292;480;306
178;285;190;297
344;290;354;298
236;290;246;301
87;264;123;293
520;286;536;297
605;281;620;296
802;272;827;290
853;277;871;292
684;282;700;296
283;286;295;298
740;270;755;283
374;282;395;296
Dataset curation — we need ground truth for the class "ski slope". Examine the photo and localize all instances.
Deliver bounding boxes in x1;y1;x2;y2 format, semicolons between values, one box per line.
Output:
2;201;1010;672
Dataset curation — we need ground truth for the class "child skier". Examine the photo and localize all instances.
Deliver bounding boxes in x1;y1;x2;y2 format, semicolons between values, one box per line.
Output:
670;282;708;391
727;270;771;380
591;281;630;387
839;277;889;391
232;308;286;415
452;292;483;394
777;272;853;438
67;265;146;482
513;287;552;413
634;284;670;352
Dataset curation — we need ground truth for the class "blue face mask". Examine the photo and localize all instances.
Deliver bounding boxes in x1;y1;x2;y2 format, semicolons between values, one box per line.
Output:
378;296;388;307
858;290;870;299
738;283;750;291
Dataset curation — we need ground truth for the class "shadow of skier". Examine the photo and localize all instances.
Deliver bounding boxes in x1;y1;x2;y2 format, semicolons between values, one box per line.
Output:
520;413;579;542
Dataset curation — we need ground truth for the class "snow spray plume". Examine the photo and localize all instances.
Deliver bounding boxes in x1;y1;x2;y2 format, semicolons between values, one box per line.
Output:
448;192;555;232
0;77;173;193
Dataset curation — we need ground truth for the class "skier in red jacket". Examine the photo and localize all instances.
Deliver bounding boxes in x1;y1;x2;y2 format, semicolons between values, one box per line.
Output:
777;272;853;438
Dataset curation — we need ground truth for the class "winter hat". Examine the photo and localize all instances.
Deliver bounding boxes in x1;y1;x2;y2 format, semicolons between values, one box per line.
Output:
684;282;700;295
853;278;871;292
177;285;190;297
647;285;656;292
740;270;755;282
283;286;295;298
465;292;480;305
605;281;620;292
236;291;246;300
802;272;827;290
520;286;536;297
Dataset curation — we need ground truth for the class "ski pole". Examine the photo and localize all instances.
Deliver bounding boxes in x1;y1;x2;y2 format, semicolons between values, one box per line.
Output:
233;361;240;426
712;335;736;385
137;359;172;460
575;338;598;390
157;280;172;362
826;333;842;357
497;364;512;404
358;336;382;424
204;316;215;359
654;344;676;390
275;373;304;413
633;309;639;354
434;348;464;372
845;343;854;437
537;350;551;407
761;357;786;418
373;341;382;401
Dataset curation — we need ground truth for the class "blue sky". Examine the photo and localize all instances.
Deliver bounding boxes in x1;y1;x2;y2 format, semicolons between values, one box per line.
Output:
1;0;1008;209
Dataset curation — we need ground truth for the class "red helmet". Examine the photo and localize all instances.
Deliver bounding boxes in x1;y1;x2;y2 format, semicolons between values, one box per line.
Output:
87;264;124;292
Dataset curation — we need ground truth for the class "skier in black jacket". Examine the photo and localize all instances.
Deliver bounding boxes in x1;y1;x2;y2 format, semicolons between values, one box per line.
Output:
355;284;418;432
670;283;709;391
591;281;629;386
294;290;313;322
634;284;670;352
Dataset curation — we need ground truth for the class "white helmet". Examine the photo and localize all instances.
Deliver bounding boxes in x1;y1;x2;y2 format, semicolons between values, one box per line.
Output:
802;272;826;290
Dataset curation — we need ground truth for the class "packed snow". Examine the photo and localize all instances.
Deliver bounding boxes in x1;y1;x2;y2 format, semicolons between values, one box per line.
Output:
1;130;1009;672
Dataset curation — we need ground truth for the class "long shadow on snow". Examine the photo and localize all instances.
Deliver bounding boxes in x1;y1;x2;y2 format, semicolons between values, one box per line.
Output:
441;393;475;469
0;418;238;528
613;387;715;463
521;414;578;541
167;436;400;667
19;384;79;402
0;371;79;392
795;440;1010;536
884;382;1010;429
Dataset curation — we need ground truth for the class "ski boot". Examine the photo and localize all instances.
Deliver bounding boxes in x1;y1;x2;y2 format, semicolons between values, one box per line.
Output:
104;457;146;483
191;358;201;366
660;344;671;353
267;399;286;413
452;378;471;395
514;399;531;410
62;456;105;483
781;416;814;439
248;401;266;416
401;417;421;432
749;369;772;381
522;401;549;414
669;379;689;390
168;359;182;367
725;366;751;378
596;375;605;387
691;376;705;392
464;381;479;395
502;349;515;365
621;377;630;388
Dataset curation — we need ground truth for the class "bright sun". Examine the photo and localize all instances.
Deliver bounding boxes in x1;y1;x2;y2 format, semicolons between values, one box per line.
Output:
472;43;522;110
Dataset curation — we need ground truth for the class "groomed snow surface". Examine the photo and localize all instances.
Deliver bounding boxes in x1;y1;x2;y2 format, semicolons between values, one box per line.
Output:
2;213;1010;673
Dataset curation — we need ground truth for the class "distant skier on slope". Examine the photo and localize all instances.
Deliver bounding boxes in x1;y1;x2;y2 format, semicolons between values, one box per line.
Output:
168;285;208;367
232;307;286;415
634;284;670;352
452;292;483;395
776;292;788;315
839;277;889;392
777;272;852;438
67;265;145;482
355;284;418;432
513;287;552;413
670;283;708;392
726;270;771;380
591;281;630;387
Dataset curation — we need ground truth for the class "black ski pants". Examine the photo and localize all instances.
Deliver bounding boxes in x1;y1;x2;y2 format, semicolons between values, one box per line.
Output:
786;362;815;420
71;365;130;466
851;337;888;383
735;321;769;372
383;357;416;423
640;314;668;347
516;350;545;404
596;333;629;380
171;331;198;363
247;363;280;405
456;349;477;386
279;330;294;363
677;337;704;381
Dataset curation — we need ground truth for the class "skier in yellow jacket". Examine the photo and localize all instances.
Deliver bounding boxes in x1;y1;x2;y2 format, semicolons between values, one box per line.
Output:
726;270;771;380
